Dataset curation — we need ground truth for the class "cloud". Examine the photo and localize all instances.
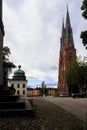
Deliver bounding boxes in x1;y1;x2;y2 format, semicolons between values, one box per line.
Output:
5;0;24;10
50;65;58;70
27;76;38;80
3;0;87;86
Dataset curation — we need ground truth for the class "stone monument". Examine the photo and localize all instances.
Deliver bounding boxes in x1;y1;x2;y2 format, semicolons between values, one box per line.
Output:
0;0;4;92
0;1;33;116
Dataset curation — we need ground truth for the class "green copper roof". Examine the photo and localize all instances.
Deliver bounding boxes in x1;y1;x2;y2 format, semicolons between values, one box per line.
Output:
14;65;25;76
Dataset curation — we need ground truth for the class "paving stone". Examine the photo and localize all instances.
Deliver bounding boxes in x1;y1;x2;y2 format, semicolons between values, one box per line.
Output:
0;97;84;130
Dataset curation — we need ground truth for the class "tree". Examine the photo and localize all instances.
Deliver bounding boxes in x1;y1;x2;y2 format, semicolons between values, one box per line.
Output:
66;60;80;93
81;0;87;19
78;61;87;93
80;0;87;49
3;46;16;86
66;58;87;93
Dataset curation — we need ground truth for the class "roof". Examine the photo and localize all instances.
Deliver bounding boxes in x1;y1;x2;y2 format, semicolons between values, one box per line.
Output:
14;65;25;76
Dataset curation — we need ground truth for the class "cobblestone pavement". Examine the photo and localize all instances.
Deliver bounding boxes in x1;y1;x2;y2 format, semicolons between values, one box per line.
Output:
0;97;84;130
44;96;87;122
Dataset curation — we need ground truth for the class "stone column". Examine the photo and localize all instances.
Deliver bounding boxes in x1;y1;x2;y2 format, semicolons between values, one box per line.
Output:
0;0;2;19
0;0;4;88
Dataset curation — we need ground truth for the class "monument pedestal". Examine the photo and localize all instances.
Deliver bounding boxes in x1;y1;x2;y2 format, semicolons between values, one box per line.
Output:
0;86;33;117
0;85;10;95
0;93;33;117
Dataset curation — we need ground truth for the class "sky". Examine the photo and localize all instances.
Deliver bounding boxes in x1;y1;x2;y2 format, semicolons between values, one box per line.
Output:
3;0;87;87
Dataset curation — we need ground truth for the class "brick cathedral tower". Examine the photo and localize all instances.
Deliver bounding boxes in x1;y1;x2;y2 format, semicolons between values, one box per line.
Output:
58;7;76;93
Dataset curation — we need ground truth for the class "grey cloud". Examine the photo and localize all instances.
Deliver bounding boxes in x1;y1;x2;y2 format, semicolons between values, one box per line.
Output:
50;65;58;70
5;0;24;10
27;76;39;80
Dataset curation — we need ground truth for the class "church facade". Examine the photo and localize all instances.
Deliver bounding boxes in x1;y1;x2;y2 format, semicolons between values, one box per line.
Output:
58;8;76;93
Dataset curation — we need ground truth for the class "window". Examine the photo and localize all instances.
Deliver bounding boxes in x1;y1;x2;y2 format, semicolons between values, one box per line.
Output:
17;90;20;95
17;84;20;88
23;90;25;95
23;84;25;88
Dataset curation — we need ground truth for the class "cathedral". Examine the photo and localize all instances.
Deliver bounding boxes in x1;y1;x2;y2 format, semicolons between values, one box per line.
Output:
58;7;76;93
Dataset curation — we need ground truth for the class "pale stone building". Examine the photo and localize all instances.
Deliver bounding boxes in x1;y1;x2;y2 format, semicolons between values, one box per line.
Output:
9;65;27;97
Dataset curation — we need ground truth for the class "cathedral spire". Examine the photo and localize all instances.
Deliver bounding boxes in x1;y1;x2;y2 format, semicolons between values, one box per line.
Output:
65;5;74;45
61;16;64;37
60;16;65;52
66;5;71;29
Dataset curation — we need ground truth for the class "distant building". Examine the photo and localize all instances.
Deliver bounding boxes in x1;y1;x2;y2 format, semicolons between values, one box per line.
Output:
27;87;57;97
9;65;27;97
27;88;41;97
58;7;76;93
47;88;57;96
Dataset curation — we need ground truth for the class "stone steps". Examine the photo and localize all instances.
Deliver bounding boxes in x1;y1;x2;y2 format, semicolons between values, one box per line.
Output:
0;95;19;102
0;101;25;109
0;96;34;117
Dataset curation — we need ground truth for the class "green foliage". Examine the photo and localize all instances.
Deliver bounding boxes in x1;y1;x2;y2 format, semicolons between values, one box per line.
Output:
81;0;87;19
80;0;87;49
80;31;87;49
3;46;16;86
66;60;79;93
78;61;87;92
53;93;59;97
3;46;11;61
66;58;87;93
